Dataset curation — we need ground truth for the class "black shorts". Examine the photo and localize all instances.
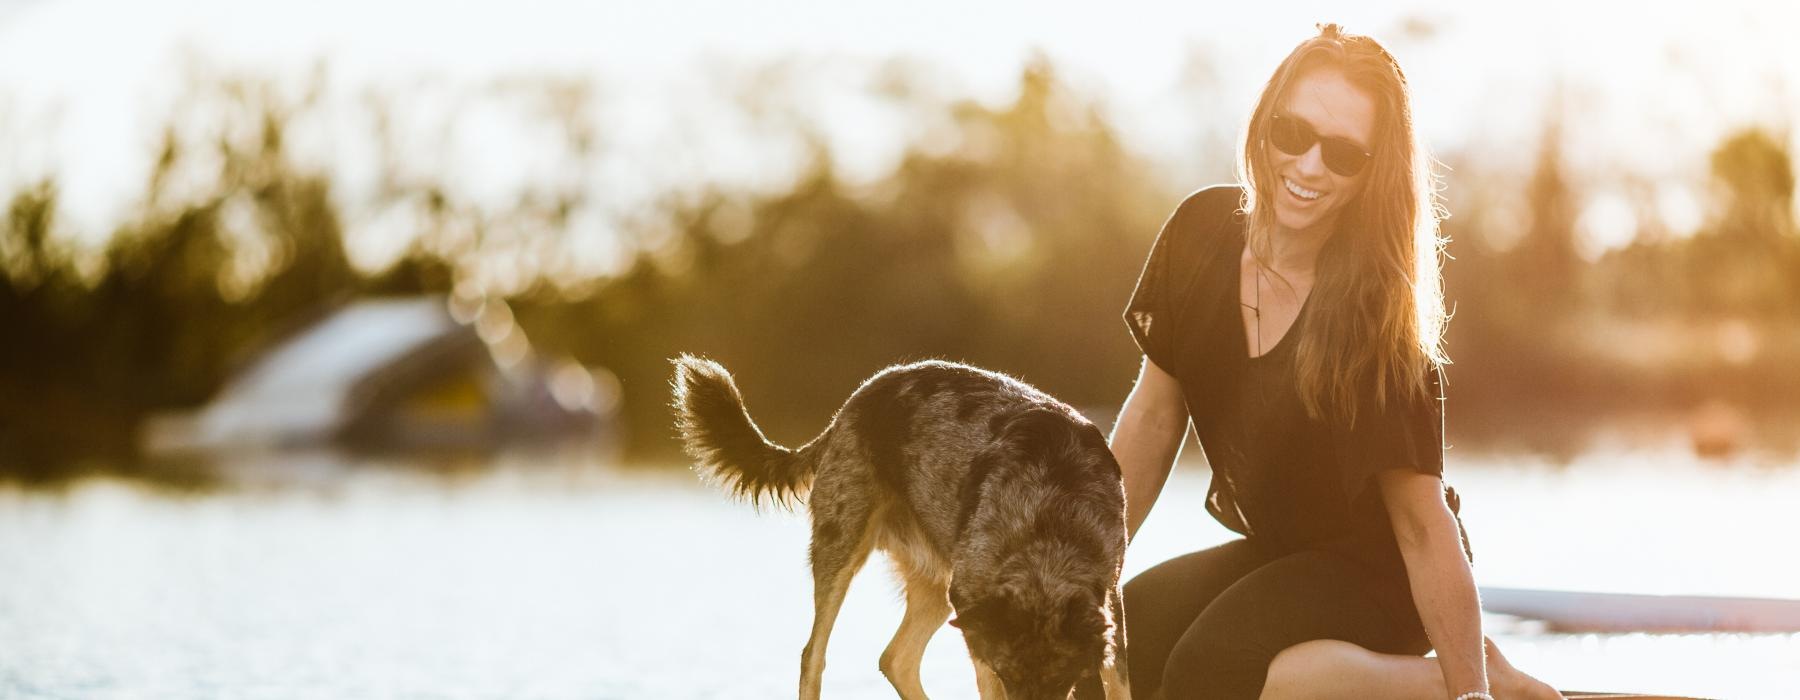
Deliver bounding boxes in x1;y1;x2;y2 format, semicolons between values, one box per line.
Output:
1078;538;1430;700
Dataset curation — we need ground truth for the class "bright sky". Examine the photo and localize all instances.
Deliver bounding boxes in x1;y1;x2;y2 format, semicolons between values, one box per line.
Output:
1;0;1797;265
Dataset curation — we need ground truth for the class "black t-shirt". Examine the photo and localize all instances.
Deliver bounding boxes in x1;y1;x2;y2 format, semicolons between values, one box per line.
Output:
1124;184;1472;612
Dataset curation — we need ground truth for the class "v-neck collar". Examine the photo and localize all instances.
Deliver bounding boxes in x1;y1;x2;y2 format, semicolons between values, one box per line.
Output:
1231;224;1314;362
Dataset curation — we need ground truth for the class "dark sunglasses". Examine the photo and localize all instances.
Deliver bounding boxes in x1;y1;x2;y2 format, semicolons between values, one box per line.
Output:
1269;112;1372;177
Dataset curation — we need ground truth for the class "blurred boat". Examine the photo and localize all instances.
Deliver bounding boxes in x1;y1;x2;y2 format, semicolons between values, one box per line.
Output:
141;295;619;455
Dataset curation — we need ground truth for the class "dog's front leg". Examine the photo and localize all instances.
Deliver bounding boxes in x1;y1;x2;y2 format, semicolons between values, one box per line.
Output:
1101;583;1131;700
971;658;1007;700
1100;661;1131;700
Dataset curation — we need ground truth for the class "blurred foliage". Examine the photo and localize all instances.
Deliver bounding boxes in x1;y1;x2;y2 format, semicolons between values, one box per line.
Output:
3;55;1798;475
1439;112;1800;456
513;57;1169;449
1;76;357;477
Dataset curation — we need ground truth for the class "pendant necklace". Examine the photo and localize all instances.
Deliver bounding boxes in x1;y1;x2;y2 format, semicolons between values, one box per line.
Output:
1241;264;1262;358
1240;263;1270;412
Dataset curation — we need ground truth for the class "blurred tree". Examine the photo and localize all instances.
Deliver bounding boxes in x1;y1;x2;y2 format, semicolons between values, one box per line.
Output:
1691;127;1800;318
1512;105;1581;308
513;57;1170;455
1710;127;1796;241
0;75;354;473
8;55;1800;474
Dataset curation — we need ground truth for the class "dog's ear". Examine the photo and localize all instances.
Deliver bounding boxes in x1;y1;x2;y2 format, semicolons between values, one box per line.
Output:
947;601;988;630
950;591;1021;631
1059;594;1110;639
947;585;974;629
994;407;1081;458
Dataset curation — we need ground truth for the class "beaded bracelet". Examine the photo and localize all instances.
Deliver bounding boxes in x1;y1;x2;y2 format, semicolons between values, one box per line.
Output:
1453;692;1495;700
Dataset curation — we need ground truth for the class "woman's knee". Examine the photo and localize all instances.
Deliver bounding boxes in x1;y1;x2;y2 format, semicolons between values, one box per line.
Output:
1118;540;1272;697
1261;640;1366;699
1163;636;1373;700
1159;627;1272;700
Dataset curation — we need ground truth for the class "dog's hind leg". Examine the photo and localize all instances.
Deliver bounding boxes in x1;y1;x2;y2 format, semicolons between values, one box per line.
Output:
799;494;875;700
878;567;951;700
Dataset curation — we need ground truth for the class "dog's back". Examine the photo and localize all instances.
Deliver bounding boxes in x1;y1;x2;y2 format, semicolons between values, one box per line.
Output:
673;357;1120;554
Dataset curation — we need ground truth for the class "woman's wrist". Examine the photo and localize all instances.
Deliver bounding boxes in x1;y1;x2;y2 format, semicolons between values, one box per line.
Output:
1452;691;1495;700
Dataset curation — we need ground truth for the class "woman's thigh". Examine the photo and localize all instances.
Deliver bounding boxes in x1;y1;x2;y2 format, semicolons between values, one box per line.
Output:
1110;539;1274;697
1159;548;1426;700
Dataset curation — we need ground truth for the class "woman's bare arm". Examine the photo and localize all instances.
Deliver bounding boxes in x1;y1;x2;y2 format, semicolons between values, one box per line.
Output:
1378;469;1488;698
1109;356;1191;541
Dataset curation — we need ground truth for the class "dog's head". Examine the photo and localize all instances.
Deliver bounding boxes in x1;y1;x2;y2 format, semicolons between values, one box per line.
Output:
945;405;1127;698
948;574;1115;700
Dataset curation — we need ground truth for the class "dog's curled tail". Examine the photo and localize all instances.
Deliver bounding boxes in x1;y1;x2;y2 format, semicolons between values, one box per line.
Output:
671;354;813;508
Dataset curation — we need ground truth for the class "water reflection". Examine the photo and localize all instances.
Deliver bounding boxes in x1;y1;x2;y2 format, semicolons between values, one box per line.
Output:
1448;404;1800;468
0;447;1795;699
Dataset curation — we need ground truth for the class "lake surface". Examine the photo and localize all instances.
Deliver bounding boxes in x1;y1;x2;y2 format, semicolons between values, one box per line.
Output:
2;447;1797;699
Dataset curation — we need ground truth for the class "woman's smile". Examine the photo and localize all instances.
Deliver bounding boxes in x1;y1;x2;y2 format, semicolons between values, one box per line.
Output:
1283;176;1325;203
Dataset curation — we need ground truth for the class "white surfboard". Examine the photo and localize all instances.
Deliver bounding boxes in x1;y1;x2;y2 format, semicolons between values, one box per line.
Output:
1480;586;1800;633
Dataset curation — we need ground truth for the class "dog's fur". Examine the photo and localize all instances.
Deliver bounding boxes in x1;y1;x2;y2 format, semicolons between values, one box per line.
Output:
671;356;1131;700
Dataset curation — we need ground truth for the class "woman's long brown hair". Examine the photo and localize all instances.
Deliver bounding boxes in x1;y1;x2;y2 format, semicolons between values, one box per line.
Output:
1236;23;1450;426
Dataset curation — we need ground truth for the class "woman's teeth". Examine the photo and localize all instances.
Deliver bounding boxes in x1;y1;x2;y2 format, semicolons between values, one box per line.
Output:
1284;177;1322;201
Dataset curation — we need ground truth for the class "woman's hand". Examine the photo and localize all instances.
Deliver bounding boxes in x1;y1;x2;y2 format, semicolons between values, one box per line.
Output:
1485;637;1566;700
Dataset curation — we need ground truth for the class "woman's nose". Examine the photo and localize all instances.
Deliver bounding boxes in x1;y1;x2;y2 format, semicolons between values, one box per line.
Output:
1294;143;1329;178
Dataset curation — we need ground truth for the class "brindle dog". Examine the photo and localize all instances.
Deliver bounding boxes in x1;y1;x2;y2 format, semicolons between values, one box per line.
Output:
671;355;1131;700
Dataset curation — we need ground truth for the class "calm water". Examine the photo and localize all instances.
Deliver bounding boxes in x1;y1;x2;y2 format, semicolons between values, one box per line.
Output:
2;448;1798;699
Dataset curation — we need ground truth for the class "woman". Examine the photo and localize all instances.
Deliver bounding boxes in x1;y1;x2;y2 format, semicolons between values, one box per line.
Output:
1094;25;1562;700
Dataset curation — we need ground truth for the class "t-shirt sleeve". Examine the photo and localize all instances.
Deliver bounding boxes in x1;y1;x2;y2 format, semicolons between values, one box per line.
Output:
1124;187;1234;375
1332;361;1448;508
